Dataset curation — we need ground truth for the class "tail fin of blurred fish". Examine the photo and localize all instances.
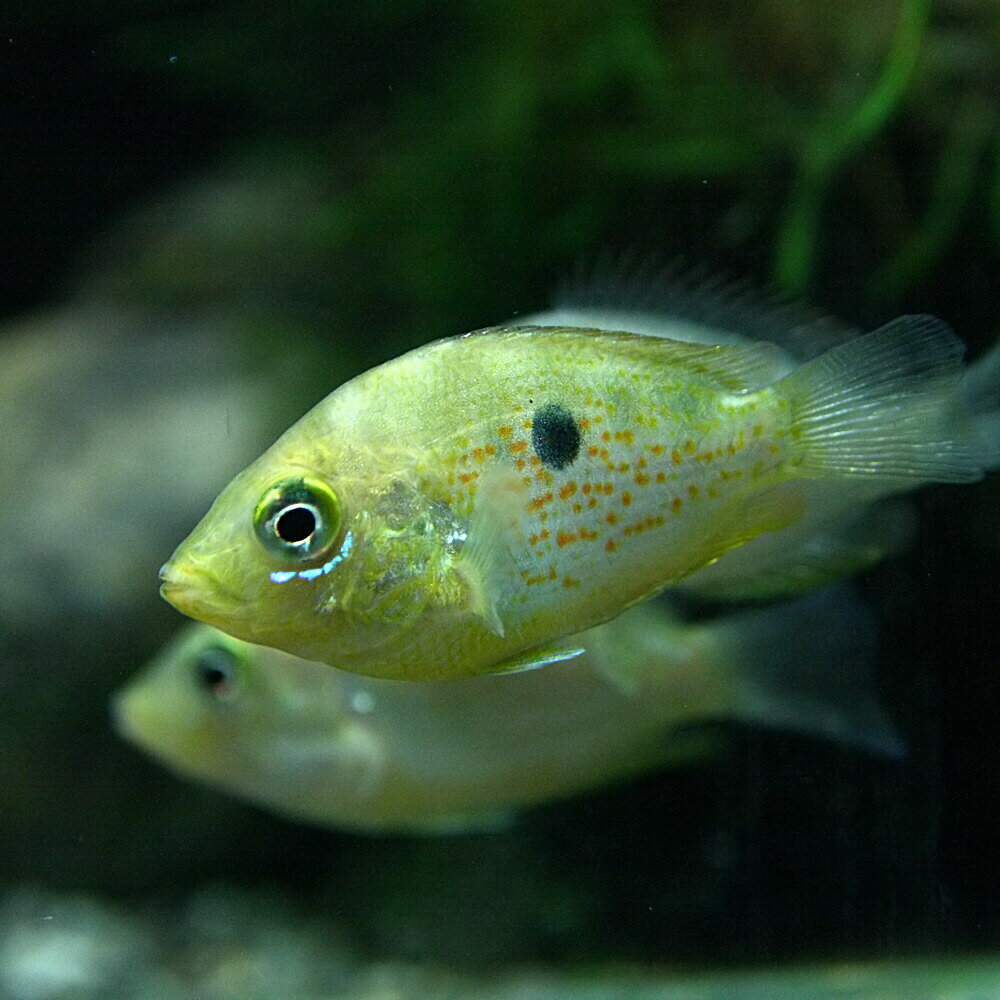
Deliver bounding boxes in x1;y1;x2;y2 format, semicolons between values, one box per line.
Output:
962;340;1000;470
713;586;905;758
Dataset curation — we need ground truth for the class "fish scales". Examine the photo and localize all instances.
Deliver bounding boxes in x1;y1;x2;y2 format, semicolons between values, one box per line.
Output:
382;331;788;598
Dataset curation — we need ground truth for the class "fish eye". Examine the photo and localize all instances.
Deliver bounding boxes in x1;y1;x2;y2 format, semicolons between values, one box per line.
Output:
194;645;242;702
253;475;342;562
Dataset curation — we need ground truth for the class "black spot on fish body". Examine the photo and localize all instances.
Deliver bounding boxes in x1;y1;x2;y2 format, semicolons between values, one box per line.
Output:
531;403;581;470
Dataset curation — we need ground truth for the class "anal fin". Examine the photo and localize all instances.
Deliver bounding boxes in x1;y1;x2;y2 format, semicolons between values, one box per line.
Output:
680;500;915;602
675;483;806;584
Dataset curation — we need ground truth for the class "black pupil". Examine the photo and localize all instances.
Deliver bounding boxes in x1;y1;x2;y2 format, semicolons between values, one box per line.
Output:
275;504;317;544
195;647;236;695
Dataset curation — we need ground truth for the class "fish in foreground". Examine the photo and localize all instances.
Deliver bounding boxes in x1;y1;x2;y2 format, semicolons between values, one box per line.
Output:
160;300;997;680
114;587;899;833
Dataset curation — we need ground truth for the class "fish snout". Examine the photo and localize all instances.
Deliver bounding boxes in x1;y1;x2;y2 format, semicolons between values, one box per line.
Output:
109;684;155;749
158;556;230;621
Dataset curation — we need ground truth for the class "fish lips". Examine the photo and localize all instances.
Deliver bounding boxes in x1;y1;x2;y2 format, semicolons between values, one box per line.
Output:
109;684;156;749
110;683;212;773
158;558;238;625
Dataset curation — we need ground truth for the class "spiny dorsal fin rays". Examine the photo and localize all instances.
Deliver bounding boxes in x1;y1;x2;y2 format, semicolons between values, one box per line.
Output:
553;255;861;362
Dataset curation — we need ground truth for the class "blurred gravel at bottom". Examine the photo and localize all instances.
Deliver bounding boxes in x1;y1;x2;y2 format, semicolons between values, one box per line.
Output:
3;885;1000;1000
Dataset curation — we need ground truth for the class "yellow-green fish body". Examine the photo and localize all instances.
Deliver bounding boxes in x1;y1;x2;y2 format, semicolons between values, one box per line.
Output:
161;318;983;679
114;587;899;833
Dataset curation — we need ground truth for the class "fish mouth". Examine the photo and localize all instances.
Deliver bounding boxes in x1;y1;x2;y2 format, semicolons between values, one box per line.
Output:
158;558;238;624
110;686;205;769
110;684;167;755
110;687;149;745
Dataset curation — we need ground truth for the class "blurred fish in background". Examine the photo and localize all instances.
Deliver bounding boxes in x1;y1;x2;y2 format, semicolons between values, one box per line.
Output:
114;586;900;833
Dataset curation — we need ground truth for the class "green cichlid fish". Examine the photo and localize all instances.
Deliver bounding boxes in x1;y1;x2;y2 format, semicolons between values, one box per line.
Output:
160;301;994;680
114;587;900;833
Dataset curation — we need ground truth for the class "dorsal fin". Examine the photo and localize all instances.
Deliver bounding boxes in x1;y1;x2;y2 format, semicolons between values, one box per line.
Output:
551;255;860;362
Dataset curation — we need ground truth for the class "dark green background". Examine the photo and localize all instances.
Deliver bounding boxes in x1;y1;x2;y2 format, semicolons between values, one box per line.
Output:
2;0;999;968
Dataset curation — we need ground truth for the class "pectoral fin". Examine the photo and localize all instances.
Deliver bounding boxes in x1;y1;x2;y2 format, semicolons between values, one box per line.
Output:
458;561;506;637
453;469;529;638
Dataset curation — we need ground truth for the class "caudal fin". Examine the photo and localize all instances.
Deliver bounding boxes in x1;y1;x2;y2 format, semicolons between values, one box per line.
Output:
712;585;904;758
963;341;1000;470
972;412;1000;470
786;315;984;484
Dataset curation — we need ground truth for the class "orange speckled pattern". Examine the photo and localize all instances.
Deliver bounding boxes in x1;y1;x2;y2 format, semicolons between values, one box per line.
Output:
401;329;795;632
162;324;811;681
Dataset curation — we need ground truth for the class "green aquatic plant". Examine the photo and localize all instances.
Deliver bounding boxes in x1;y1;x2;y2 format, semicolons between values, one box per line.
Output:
52;0;990;334
874;96;993;300
773;0;930;295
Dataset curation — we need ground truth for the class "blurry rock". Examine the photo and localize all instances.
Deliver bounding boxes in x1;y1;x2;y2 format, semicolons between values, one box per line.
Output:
4;882;1000;999
0;889;156;1000
324;833;593;966
0;308;279;635
72;159;348;331
178;884;355;1000
0;303;332;888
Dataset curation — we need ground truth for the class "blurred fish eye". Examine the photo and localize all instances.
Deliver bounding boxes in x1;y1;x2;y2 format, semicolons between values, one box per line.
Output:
193;645;243;702
253;476;342;562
